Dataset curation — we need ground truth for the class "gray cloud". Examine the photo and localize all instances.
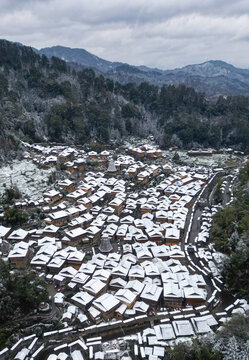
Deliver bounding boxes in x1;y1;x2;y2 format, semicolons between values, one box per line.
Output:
0;0;249;69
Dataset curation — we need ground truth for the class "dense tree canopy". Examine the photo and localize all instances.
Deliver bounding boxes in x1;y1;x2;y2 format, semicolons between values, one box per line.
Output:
210;162;249;299
0;259;48;323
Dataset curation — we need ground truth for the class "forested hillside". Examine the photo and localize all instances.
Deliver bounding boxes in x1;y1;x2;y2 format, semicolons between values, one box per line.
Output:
210;162;249;299
1;39;249;162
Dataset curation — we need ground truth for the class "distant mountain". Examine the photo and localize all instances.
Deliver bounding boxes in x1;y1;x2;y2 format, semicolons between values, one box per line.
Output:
37;45;123;73
171;60;246;77
37;46;249;97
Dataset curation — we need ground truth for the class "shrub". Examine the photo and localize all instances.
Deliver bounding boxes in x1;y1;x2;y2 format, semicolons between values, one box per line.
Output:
2;186;22;205
3;207;28;226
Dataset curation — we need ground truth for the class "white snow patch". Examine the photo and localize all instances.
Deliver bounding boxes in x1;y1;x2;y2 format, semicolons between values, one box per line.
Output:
0;160;55;201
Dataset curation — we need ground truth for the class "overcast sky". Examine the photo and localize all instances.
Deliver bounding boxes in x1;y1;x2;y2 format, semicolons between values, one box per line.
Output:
1;0;249;69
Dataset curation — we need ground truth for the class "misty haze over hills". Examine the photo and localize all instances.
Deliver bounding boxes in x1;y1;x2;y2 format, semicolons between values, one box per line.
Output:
37;45;249;98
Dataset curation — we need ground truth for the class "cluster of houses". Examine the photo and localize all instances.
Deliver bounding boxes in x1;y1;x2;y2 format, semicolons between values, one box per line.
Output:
22;143;113;173
128;144;162;159
125;294;249;360
1;141;247;360
3;291;248;360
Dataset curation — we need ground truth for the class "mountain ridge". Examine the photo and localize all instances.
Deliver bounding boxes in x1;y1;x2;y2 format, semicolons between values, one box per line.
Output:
38;45;249;74
35;45;249;97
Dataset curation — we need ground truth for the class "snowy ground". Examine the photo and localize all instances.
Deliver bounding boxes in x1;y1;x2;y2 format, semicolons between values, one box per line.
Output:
0;160;55;201
164;150;240;167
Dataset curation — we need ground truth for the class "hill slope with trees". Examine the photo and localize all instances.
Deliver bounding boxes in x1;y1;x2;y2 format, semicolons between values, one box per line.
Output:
1;40;249;162
210;162;249;299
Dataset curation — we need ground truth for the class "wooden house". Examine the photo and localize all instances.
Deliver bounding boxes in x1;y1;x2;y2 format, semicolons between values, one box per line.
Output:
71;291;94;310
43;189;61;204
83;278;107;297
115;289;137;309
88;151;98;159
8;242;31;268
74;158;86;171
109;197;124;215
58;179;75;193
137;171;150;184
163;281;183;307
165;228;180;246
0;225;12;240
183;287;206;306
43;224;60;238
93;293;120;320
47;210;68;226
140;284;162;307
